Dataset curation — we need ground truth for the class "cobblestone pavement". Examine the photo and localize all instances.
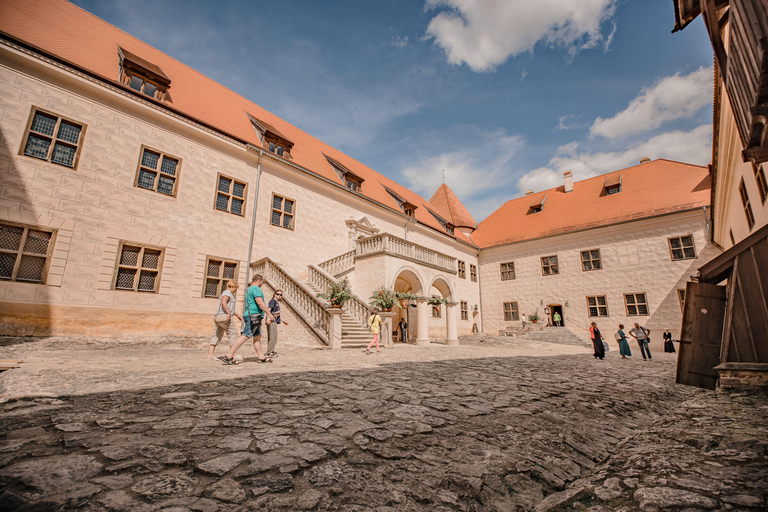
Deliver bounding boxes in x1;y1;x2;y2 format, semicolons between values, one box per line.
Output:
0;337;764;511
0;335;589;400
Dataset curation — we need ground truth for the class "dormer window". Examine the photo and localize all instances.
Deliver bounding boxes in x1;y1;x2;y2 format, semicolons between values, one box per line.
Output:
603;174;622;195
528;193;546;214
325;155;364;192
118;47;170;102
249;114;293;159
427;208;454;236
385;187;418;217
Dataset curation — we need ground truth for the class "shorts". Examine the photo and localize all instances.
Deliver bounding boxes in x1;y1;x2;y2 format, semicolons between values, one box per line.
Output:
242;315;262;338
211;316;239;346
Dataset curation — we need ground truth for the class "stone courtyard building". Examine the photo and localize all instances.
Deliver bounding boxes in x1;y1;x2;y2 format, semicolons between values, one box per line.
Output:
0;0;718;348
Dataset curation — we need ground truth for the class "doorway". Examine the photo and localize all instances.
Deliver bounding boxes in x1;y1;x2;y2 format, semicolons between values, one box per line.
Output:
548;304;564;326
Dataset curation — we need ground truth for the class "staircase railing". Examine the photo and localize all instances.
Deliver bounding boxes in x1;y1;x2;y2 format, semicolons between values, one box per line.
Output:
308;264;371;328
318;250;355;278
355;233;457;274
251;257;330;345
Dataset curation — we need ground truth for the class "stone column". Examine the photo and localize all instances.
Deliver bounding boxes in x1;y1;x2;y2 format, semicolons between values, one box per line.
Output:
415;297;430;346
446;302;459;346
327;308;343;350
379;311;396;347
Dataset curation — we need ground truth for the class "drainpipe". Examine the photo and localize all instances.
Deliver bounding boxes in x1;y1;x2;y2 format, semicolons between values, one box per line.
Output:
701;206;710;245
245;147;264;285
467;232;483;333
404;217;416;241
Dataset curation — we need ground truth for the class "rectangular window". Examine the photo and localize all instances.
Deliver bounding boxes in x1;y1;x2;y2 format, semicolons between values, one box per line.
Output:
581;249;602;271
460;301;468;321
668;235;696;261
755;163;768;204
203;257;239;298
271;194;295;230
541;255;559;276
113;243;164;292
432;297;441;318
500;261;515;281
503;302;519;321
470;264;477;282
20;107;85;169
214;174;247;216
0;222;56;284
678;289;686;313
624;293;649;316
739;179;755;230
458;260;466;279
135;146;180;197
586;296;608;317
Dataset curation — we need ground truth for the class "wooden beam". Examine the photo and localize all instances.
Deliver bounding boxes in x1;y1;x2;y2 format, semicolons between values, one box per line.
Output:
702;0;730;85
699;223;768;283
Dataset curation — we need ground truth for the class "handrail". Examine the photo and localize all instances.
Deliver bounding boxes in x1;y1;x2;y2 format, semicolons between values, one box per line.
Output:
251;257;330;345
308;264;371;328
318;250;355;277
355;233;457;274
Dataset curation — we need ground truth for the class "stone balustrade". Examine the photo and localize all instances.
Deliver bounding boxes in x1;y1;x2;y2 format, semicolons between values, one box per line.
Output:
317;250;355;277
355;233;457;274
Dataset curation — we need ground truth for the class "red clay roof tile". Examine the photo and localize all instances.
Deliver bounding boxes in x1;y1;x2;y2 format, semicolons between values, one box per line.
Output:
429;184;477;230
472;159;711;248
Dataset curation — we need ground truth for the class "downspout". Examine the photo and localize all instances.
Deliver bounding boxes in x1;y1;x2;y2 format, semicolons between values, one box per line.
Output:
404;216;416;241
702;206;710;245
245;146;264;285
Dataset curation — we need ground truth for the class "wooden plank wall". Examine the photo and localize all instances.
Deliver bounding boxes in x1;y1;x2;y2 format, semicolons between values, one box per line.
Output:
722;236;768;363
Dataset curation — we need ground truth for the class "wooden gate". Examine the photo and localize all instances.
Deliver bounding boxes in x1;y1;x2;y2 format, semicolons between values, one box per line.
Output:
676;282;727;390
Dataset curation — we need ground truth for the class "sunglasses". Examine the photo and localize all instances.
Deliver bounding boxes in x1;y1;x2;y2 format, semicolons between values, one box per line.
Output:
276;294;283;296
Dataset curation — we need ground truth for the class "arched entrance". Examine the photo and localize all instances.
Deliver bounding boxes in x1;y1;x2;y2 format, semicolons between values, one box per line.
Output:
429;276;459;345
390;267;424;344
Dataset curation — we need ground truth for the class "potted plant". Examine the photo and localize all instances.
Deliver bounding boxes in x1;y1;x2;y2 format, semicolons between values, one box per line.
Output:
395;291;418;308
317;278;356;308
529;313;539;323
369;287;400;311
427;297;448;306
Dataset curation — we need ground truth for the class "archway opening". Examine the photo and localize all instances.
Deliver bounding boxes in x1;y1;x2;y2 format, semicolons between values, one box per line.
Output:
393;269;422;343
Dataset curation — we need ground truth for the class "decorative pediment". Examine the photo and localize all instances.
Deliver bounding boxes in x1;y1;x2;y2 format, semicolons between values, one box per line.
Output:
346;217;378;235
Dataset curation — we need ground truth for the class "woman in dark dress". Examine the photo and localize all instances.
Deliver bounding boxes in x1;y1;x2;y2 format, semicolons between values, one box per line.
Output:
590;322;605;360
663;329;676;353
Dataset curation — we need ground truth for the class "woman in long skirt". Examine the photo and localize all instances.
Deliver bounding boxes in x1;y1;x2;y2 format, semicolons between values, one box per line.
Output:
590;322;605;360
663;329;676;353
616;324;632;359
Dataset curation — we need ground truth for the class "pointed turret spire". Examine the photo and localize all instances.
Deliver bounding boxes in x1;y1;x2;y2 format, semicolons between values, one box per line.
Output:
429;182;477;233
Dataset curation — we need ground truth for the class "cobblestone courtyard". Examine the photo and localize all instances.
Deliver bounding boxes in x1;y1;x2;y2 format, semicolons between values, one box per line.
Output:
0;337;766;511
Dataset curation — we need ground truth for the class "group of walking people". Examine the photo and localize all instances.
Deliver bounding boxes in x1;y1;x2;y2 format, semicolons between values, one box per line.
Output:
589;322;676;361
208;274;288;365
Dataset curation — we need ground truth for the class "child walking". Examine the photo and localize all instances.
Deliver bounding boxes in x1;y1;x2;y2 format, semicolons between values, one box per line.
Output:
366;309;382;355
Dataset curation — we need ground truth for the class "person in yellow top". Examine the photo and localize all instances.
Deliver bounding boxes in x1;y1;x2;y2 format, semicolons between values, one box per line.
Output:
366;309;382;355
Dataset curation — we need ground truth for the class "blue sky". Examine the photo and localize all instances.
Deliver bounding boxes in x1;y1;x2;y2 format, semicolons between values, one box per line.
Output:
72;0;714;220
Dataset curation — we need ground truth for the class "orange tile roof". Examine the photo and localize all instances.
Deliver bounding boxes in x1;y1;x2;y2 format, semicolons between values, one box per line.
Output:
472;159;711;249
0;0;473;244
429;184;477;230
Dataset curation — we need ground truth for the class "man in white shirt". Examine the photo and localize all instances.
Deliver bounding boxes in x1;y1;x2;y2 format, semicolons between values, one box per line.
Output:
629;323;652;360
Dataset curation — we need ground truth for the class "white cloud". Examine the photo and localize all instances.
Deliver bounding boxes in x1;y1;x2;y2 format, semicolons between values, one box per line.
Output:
391;34;409;47
590;66;713;139
556;114;578;130
517;124;712;193
402;129;525;201
424;0;618;72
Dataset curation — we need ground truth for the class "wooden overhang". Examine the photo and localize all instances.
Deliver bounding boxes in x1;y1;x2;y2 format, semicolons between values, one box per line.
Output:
529;193;546;209
325;155;365;185
699;222;768;284
672;0;768;164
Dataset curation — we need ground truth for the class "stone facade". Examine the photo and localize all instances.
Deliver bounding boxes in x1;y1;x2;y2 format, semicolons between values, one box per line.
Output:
0;43;479;342
479;210;720;346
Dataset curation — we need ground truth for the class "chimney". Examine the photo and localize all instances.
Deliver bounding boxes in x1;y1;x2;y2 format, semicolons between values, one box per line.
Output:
525;190;534;196
563;171;573;193
639;157;650;164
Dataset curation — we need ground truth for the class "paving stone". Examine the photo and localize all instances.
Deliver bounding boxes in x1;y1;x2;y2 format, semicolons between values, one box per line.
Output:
131;472;197;500
0;454;103;493
138;445;187;464
92;474;135;489
247;474;295;496
197;452;252;476
207;477;246;503
633;487;717;510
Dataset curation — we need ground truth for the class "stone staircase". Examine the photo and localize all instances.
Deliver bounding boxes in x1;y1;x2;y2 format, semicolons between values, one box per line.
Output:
518;326;591;347
305;279;372;349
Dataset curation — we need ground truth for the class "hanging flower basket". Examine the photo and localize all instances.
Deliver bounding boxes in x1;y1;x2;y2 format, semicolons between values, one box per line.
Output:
369;287;400;311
